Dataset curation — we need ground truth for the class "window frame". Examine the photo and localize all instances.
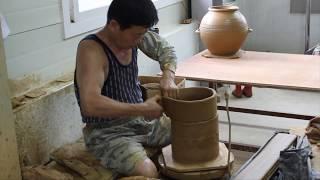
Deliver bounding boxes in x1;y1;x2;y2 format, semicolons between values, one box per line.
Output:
61;0;183;39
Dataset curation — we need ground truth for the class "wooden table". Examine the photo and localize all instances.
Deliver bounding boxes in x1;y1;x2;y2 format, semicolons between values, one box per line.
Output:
175;50;320;120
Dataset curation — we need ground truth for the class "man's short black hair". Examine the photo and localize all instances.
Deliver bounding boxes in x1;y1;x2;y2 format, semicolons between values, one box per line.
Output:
107;0;159;30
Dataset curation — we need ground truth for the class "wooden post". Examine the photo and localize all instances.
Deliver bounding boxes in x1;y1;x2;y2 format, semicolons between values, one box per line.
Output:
0;22;22;179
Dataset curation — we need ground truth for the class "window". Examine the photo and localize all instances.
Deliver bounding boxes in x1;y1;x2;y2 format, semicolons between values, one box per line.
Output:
61;0;182;39
78;0;112;12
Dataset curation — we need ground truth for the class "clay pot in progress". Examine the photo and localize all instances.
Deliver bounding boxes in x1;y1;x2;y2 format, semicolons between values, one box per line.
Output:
198;5;252;56
162;87;219;164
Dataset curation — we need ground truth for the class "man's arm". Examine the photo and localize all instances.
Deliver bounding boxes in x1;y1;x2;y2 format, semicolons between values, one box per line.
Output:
138;31;178;97
138;31;177;73
76;40;162;119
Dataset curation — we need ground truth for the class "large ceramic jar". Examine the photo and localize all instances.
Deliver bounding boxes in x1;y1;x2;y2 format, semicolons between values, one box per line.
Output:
199;5;251;56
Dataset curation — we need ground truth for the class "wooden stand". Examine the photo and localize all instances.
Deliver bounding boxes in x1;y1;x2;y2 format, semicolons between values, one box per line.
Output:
159;143;234;179
161;143;233;172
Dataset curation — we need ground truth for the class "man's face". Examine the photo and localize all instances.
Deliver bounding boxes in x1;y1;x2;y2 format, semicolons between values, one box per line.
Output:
111;21;148;49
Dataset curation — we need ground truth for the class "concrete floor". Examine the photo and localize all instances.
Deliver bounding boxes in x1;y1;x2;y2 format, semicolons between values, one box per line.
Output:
216;85;320;146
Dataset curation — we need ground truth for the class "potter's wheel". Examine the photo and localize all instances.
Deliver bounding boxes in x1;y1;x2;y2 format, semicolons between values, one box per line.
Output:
158;143;234;180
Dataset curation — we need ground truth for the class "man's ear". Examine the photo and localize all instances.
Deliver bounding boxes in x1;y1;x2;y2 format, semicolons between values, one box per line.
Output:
109;19;121;32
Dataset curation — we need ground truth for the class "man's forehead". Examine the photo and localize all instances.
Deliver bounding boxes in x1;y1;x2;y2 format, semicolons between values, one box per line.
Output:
128;25;148;32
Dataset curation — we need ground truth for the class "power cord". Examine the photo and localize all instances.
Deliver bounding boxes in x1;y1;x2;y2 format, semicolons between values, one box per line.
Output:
223;85;232;178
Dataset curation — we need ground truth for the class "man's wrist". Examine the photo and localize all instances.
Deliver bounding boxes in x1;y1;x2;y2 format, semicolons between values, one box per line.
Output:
162;63;176;74
162;69;175;79
134;103;147;116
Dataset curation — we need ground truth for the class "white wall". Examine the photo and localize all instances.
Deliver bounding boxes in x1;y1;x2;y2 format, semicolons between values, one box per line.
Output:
192;0;212;21
237;0;320;53
192;0;320;54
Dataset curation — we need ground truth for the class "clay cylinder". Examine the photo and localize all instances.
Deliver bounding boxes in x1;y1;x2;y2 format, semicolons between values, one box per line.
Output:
198;5;251;56
163;87;219;164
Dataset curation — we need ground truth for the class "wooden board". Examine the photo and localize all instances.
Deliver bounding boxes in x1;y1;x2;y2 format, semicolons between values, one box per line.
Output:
162;142;234;172
0;23;22;179
175;50;320;91
232;133;297;180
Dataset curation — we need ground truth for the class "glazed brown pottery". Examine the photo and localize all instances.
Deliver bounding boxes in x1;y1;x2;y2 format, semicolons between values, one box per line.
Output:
162;87;219;164
198;5;251;56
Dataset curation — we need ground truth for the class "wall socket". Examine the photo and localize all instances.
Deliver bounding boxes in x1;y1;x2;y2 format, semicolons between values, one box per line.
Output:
290;0;320;14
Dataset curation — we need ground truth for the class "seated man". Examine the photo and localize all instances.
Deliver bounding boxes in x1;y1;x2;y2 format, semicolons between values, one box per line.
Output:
74;0;177;178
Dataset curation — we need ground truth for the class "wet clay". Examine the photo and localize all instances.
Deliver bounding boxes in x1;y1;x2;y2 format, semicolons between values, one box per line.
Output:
163;87;219;164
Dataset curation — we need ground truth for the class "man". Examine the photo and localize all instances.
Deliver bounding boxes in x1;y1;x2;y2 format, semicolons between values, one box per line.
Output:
74;0;177;178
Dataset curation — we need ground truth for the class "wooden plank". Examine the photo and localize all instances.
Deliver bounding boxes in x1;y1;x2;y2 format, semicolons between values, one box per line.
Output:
0;22;22;180
175;50;320;91
9;57;76;97
232;133;297;180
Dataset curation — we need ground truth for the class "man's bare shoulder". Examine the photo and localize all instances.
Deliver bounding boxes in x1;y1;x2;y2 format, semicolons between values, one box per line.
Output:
77;39;105;55
76;38;108;67
76;38;108;87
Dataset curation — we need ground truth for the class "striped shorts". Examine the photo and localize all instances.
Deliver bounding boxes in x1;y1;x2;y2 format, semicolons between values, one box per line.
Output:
83;116;171;176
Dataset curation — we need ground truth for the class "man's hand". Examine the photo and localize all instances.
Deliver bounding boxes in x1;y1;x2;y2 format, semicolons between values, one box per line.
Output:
143;95;163;120
160;70;178;98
